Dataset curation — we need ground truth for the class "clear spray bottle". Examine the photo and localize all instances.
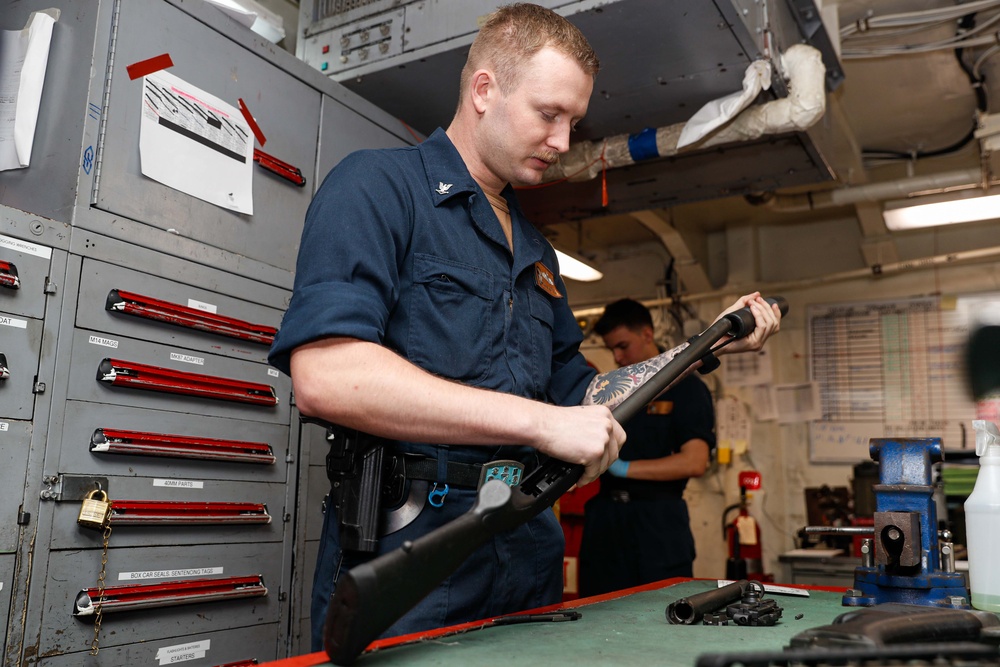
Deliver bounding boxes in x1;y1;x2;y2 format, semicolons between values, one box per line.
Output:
965;420;1000;611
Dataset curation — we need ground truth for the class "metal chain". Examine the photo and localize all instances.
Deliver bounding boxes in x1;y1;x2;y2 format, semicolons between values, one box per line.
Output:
90;522;112;655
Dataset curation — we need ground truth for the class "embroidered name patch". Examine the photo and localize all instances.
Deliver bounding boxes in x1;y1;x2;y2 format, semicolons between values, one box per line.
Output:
534;261;562;298
647;400;674;415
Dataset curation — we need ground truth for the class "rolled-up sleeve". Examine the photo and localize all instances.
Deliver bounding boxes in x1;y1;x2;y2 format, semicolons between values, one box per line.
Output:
268;151;413;375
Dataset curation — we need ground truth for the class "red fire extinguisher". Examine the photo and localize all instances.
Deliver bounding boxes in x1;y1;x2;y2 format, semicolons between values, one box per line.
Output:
722;470;772;582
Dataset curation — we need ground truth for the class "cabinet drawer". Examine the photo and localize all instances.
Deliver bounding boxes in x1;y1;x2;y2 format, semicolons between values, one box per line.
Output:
35;624;279;667
65;331;291;424
0;313;43;420
58;401;289;483
0;232;53;320
39;542;284;653
76;257;282;363
92;0;319;272
0;420;31;552
50;476;286;549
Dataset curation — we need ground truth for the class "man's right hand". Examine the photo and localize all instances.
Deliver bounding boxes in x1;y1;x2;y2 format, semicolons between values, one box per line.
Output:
532;404;626;486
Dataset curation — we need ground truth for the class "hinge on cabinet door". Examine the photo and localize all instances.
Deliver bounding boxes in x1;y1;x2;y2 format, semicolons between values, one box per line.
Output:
17;507;31;525
43;277;57;295
32;376;46;394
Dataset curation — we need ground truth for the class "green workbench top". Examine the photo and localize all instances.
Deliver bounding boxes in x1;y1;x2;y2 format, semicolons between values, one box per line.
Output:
278;579;849;666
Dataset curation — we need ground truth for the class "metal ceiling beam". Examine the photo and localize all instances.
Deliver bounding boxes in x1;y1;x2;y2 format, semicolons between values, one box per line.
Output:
628;209;713;294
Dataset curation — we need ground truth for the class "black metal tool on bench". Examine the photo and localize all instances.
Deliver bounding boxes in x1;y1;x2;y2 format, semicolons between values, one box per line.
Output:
324;297;788;664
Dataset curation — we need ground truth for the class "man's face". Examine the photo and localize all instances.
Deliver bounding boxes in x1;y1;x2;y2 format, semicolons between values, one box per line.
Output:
477;46;593;187
601;324;655;368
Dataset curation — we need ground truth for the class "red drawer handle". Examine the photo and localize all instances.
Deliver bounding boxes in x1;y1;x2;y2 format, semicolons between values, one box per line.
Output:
91;428;276;464
109;500;271;525
106;289;277;345
97;358;278;406
74;574;267;616
0;260;19;289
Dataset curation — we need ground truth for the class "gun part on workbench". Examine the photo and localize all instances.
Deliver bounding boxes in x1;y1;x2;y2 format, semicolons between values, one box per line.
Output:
666;580;749;625
324;297;788;665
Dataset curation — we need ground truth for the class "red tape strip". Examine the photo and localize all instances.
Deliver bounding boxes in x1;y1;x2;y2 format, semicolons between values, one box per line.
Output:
239;98;266;147
126;53;174;80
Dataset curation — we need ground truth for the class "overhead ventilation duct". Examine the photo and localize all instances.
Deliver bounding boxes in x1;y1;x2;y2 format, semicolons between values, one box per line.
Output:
542;44;827;183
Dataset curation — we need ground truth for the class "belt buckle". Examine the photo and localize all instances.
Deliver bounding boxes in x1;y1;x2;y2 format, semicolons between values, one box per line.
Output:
478;459;525;490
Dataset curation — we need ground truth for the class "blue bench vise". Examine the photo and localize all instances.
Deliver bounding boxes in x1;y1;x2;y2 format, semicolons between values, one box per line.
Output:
843;437;969;608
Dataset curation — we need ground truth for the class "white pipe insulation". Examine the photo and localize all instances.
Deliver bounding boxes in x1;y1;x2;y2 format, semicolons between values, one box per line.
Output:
542;44;828;183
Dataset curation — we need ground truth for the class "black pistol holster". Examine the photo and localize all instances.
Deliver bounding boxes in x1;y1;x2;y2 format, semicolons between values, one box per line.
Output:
321;423;404;554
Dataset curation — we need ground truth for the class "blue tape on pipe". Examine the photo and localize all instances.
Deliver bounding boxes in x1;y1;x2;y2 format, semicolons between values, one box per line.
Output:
627;127;659;162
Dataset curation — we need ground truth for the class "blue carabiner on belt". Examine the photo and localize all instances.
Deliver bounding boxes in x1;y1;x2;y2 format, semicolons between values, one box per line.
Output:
428;483;449;507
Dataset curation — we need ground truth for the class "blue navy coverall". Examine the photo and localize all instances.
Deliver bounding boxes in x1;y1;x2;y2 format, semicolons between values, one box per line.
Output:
268;129;597;648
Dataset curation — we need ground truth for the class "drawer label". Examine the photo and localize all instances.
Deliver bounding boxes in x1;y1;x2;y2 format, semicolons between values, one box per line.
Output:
88;334;118;348
118;566;223;582
0;423;8;432
0;316;27;329
0;233;52;259
154;478;204;489
170;352;204;366
267;368;279;377
186;298;217;314
156;639;210;665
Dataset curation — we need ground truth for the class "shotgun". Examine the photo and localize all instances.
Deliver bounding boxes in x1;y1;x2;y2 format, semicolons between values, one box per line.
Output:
325;297;789;664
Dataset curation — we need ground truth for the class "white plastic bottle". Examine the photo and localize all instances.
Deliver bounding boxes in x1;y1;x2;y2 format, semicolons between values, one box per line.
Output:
965;420;1000;611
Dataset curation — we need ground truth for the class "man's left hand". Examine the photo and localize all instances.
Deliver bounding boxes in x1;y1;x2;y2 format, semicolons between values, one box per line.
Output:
714;292;782;355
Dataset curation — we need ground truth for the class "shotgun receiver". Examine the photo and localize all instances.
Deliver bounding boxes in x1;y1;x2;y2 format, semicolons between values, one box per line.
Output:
325;297;788;664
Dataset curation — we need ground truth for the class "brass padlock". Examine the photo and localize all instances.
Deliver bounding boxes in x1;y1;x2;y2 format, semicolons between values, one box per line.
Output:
78;489;112;531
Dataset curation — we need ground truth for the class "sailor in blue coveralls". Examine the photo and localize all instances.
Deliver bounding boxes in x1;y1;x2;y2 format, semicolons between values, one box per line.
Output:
579;299;716;597
267;4;782;650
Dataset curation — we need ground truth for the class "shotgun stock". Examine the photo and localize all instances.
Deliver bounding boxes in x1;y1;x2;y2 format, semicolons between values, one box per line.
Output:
325;297;788;664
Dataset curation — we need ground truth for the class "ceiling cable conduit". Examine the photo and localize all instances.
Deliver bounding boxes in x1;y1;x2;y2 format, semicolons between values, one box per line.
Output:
543;44;827;184
571;243;1000;320
745;168;985;212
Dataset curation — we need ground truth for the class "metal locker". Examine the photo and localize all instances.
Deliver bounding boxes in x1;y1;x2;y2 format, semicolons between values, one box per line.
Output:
316;93;412;187
90;0;322;272
0;421;31;554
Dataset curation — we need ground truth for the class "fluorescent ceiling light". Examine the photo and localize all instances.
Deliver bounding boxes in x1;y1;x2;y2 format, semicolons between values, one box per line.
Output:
883;189;1000;231
554;248;604;282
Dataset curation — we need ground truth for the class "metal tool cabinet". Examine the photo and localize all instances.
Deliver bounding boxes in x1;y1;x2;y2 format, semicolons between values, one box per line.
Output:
0;0;414;664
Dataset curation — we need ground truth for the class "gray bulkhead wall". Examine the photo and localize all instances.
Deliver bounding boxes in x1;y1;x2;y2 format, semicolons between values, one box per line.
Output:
0;0;412;664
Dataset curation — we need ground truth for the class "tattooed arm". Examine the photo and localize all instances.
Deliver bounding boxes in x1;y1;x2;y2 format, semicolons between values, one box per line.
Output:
582;343;691;408
582;293;782;410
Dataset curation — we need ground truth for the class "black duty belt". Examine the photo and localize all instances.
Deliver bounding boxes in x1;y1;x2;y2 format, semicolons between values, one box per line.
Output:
403;457;484;488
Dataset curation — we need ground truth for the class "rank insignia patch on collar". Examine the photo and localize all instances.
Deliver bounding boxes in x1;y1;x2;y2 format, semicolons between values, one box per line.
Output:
435;182;453;195
534;261;562;298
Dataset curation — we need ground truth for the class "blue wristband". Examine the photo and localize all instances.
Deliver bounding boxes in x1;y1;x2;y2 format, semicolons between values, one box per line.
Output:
608;459;630;478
